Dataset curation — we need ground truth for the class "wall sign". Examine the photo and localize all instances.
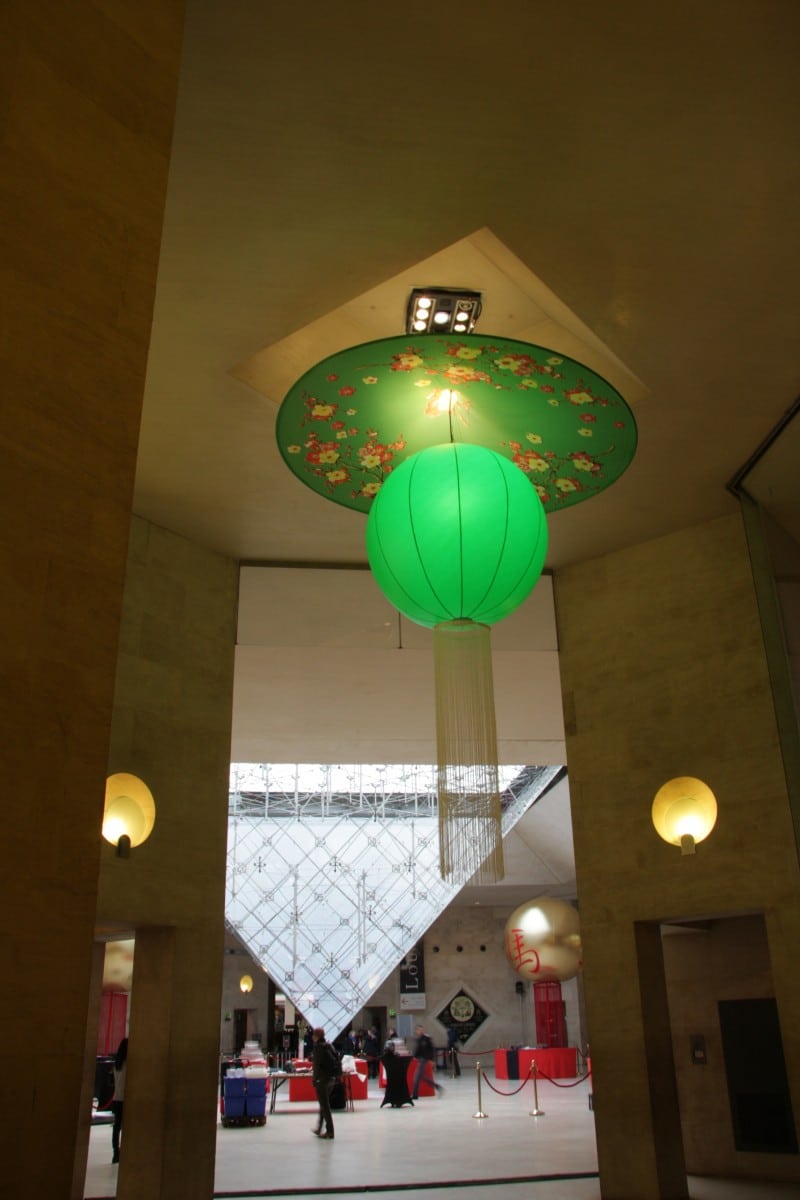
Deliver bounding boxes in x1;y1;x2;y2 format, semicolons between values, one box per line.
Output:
437;988;489;1044
399;941;425;1001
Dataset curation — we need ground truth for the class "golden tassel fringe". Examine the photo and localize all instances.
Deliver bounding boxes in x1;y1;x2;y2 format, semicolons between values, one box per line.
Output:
434;619;504;884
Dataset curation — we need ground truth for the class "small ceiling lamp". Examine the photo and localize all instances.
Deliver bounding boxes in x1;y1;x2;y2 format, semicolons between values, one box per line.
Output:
367;442;547;882
103;773;156;858
239;974;254;994
405;287;483;335
651;776;717;855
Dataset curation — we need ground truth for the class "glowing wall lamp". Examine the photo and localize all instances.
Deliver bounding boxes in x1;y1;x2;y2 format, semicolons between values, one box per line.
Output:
651;776;717;856
103;773;156;858
239;975;254;994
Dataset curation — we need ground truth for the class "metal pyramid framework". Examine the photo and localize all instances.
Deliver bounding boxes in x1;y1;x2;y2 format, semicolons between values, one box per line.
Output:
225;763;563;1037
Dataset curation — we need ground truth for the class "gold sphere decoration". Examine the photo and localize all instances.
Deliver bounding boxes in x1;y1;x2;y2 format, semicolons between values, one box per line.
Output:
651;776;717;855
504;896;582;983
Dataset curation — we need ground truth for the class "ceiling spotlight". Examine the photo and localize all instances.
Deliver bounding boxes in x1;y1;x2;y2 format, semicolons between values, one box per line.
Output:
405;287;483;335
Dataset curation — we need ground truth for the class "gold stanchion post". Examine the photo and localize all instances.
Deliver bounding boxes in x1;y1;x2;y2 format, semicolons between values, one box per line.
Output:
529;1061;545;1117
472;1059;488;1119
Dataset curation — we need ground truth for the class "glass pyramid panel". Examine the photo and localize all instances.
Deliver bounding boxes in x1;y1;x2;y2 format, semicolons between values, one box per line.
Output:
226;764;561;1038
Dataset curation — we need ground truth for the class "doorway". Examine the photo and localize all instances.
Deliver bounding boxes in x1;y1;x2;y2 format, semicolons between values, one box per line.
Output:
718;997;797;1154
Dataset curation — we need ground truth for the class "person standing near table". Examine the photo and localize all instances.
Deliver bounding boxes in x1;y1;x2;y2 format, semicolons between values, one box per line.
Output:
411;1024;444;1098
311;1027;337;1139
363;1025;380;1078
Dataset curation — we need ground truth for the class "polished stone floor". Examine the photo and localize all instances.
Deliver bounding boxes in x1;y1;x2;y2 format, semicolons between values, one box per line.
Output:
84;1068;799;1200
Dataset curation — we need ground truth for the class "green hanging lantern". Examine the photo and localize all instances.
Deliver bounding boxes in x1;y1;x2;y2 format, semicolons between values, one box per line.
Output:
366;443;548;883
366;442;548;628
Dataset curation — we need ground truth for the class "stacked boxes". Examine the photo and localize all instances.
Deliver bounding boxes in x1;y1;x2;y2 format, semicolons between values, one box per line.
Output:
223;1074;246;1119
245;1075;267;1118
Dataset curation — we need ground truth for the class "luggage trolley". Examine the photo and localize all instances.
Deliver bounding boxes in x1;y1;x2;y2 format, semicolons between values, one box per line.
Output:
220;1059;268;1127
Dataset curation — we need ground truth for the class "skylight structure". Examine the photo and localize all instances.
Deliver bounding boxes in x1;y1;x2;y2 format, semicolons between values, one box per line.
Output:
225;763;562;1036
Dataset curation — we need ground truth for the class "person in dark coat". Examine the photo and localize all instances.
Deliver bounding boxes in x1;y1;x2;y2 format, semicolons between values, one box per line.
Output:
363;1025;381;1078
311;1027;338;1139
380;1040;414;1108
111;1037;127;1164
411;1024;444;1098
447;1025;462;1077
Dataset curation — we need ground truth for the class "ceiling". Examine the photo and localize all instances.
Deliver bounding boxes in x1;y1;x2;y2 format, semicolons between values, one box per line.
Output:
132;0;800;910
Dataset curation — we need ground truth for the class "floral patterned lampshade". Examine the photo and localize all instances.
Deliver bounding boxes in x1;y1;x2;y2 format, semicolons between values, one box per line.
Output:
276;333;637;514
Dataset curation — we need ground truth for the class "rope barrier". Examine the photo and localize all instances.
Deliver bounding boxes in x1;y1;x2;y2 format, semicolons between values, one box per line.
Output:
480;1071;531;1096
535;1066;593;1088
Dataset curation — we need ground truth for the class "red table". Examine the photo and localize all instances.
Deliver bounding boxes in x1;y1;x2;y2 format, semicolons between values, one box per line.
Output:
345;1058;369;1100
287;1071;315;1101
286;1059;369;1102
494;1047;577;1080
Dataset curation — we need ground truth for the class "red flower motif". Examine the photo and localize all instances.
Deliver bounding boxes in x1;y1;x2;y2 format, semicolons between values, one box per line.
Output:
540;385;555;393
331;420;345;430
326;373;339;382
338;386;356;397
580;413;597;423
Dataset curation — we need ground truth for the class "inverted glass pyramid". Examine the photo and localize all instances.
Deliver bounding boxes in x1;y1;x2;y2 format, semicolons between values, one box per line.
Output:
226;763;561;1037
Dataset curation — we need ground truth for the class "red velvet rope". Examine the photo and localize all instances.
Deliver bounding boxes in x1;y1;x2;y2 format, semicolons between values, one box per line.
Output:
479;1071;531;1096
534;1066;592;1088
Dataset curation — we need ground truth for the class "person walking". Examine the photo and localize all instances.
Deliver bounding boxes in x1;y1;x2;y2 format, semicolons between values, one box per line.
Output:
311;1027;338;1139
411;1024;444;1098
447;1025;462;1077
111;1037;127;1164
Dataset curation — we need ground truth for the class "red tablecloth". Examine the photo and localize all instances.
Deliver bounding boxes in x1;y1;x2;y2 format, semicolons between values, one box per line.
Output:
494;1047;577;1080
287;1072;315;1101
346;1058;368;1100
287;1059;369;1102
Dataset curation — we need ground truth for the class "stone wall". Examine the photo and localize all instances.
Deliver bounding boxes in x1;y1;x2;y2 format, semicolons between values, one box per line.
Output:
555;512;800;1197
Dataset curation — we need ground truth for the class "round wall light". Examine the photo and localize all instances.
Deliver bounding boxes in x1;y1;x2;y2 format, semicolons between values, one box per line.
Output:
239;975;254;994
651;776;717;855
103;773;156;857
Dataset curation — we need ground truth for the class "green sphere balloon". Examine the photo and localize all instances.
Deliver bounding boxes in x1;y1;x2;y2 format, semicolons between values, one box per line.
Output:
366;443;548;628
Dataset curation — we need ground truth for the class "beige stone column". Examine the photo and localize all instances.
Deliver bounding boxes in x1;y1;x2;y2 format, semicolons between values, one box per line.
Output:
555;513;800;1197
0;4;184;1195
71;942;107;1199
96;518;238;1198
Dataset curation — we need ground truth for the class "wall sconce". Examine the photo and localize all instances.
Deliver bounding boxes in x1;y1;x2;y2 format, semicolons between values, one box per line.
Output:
651;776;717;856
239;975;254;994
103;773;156;858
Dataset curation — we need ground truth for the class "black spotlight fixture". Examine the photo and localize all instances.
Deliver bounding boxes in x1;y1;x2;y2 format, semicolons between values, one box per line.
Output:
405;287;482;335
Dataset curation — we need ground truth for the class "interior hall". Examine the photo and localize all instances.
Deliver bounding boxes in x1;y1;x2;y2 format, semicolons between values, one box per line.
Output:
2;2;799;1199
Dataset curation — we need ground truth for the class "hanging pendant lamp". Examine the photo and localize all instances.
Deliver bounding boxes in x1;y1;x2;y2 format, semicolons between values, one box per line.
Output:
276;329;637;882
366;441;548;882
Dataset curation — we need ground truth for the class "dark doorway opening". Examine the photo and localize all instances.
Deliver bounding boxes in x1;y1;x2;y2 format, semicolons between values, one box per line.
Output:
718;997;798;1154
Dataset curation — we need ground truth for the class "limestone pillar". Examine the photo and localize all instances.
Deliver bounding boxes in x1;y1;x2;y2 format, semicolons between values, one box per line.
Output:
0;4;184;1195
94;518;238;1198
